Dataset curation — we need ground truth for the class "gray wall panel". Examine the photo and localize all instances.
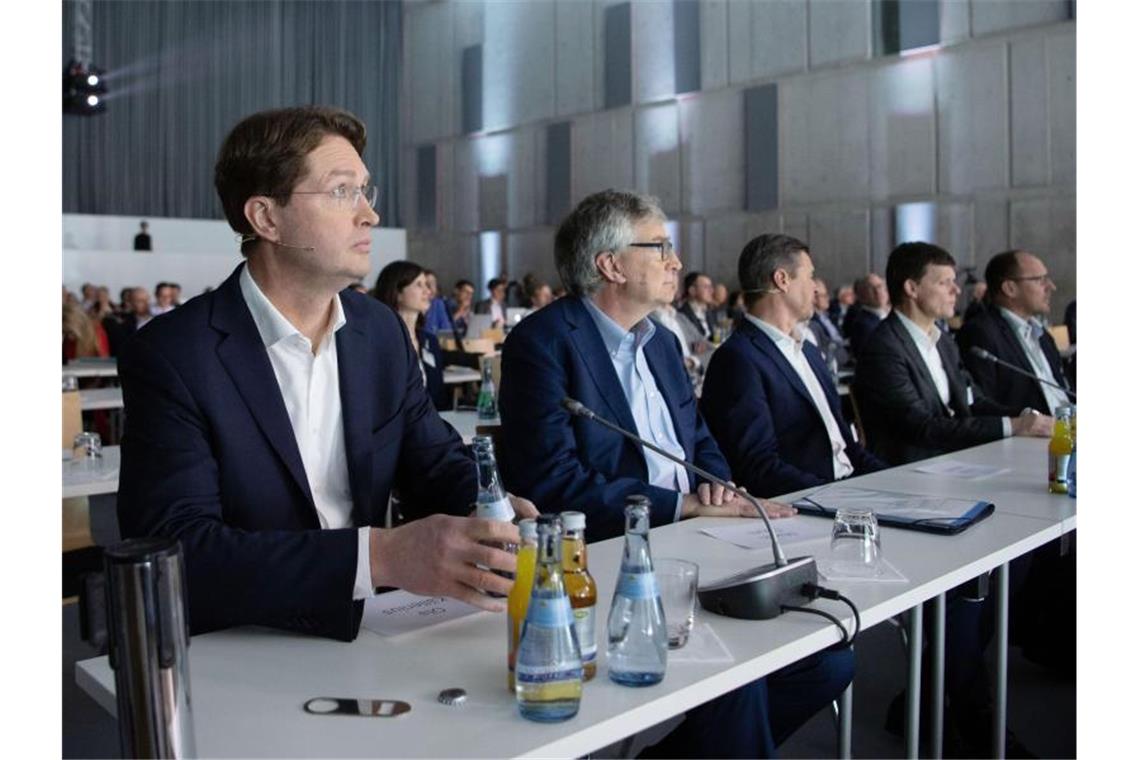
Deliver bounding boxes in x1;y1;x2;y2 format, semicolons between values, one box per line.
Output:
673;0;702;95
677;219;707;280
869;206;892;273
898;0;940;51
572;108;635;201
755;0;808;79
939;0;971;44
408;2;456;142
680;89;744;214
937;202;975;265
453;140;479;233
936;42;1009;195
635;103;682;214
703;212;753;285
1048;29;1076;186
484;1;555;131
633;1;675;103
809;207;872;287
783;210;810;246
869;57;936;200
604;3;633;108
507;229;558;286
699;0;728;90
726;0;753;85
744;84;780;211
416;144;437;229
971;0;1070;37
973;196;1009;260
556;0;597;116
808;0;871;68
545;122;573;225
1010;37;1049;187
461;45;483;134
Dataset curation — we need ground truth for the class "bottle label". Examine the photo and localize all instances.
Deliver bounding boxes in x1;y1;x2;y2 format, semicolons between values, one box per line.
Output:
573;606;597;662
524;596;574;629
615;570;659;600
515;665;583;684
1049;453;1072;484
476;496;513;522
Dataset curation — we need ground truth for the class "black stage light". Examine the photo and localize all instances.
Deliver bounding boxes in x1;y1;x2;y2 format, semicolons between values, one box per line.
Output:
63;58;107;115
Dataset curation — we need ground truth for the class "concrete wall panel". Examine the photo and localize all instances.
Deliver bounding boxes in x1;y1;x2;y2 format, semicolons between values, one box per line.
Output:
781;69;870;205
971;0;1069;37
699;0;728;90
702;212;753;285
973;196;1009;260
939;0;971;44
782;210;810;246
936;42;1009;195
808;208;870;287
484;1;555;132
680;89;744;214
635;103;682;214
753;0;808;80
869;57;936;200
1010;36;1049;187
1048;28;1076;186
726;0;753;86
453;140;479;233
937;202;975;266
407;2;456;142
633;0;675;103
555;0;597;116
808;0;871;68
507;228;559;287
572;108;635;202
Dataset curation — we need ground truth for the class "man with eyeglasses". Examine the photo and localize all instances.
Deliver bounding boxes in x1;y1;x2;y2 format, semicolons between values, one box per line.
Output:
117;106;533;642
957;249;1072;415
498;189;852;758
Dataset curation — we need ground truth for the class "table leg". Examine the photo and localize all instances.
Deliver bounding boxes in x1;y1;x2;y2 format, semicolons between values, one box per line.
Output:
994;562;1009;759
838;682;852;759
930;592;946;759
906;604;923;759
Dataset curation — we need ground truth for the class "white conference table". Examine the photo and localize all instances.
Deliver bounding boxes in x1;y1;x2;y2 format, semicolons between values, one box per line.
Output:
64;363;119;379
442;366;481;385
63;447;121;499
75;437;1072;759
79;387;124;411
438;410;499;443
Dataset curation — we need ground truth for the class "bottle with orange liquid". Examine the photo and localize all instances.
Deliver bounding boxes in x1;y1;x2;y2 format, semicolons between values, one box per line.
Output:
560;512;598;681
507;519;538;692
1048;405;1074;494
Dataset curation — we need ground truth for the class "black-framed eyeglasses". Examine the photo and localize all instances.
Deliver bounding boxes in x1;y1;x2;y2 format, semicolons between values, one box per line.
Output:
628;240;676;261
291;183;379;211
1009;274;1052;285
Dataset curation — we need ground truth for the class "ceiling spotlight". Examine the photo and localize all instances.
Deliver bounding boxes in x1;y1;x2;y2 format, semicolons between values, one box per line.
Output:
86;94;99;107
87;74;99;86
63;58;107;115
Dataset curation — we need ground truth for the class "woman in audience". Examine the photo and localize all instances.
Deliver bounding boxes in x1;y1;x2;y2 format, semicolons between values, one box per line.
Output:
63;301;109;362
373;261;449;410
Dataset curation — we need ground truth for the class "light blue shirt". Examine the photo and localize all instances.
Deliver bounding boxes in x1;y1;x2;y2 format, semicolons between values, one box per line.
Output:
582;298;690;520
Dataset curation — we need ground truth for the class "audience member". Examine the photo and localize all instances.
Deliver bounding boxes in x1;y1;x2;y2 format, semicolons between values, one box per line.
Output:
807;276;849;368
80;283;96;310
373;260;449;410
447;279;476;337
116;105;534;642
474;277;507;326
153;282;178;315
133;220;152;251
701;234;883;497
842;273;889;358
961;273;987;323
89;286;116;321
957;250;1072;415
677;271;715;340
63;301;110;362
498;188;850;758
829;283;855;325
854;242;1052;466
422;269;452;334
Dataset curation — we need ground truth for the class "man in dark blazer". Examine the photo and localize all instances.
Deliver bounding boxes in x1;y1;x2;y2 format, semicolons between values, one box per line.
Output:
118;106;530;642
807;275;850;368
854;243;1053;466
702;235;884;497
500;189;851;758
676;271;715;341
842;272;889;358
956;249;1072;415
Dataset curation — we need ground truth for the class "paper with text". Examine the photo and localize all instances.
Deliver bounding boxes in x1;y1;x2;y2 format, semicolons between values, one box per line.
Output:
361;590;481;637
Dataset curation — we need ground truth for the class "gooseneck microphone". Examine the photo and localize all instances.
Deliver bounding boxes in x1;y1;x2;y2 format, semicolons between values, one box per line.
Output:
968;346;1075;401
560;397;818;619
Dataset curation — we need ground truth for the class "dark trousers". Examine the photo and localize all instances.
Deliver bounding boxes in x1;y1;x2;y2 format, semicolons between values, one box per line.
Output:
642;646;855;758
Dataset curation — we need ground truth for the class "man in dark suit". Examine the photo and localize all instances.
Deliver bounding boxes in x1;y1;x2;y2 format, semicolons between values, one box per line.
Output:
499;189;851;758
956;249;1072;415
474;277;507;325
854;243;1053;466
807;275;849;369
677;270;715;339
842;272;889;358
702;235;884;497
117;106;530;642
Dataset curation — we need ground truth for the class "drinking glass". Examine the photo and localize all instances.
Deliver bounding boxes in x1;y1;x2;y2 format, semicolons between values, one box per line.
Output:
829;507;882;578
655;558;698;649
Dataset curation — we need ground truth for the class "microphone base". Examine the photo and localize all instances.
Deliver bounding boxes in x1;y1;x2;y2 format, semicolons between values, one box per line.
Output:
697;556;818;620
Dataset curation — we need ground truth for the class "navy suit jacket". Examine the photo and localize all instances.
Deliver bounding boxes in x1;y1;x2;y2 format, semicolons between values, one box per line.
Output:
854;312;1021;465
955;303;1071;415
842;304;883;358
701;319;884;497
498;297;731;542
117;264;476;641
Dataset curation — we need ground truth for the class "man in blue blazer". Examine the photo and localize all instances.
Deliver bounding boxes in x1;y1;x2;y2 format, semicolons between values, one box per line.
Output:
499;190;852;758
117;106;528;642
702;235;885;498
842;273;889;358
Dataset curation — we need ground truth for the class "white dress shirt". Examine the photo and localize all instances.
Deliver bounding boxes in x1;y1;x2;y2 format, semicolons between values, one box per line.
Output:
897;310;1012;437
746;314;854;480
239;266;375;600
999;308;1071;415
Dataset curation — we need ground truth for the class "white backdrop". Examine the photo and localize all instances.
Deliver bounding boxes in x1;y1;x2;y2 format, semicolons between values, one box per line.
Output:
62;214;406;297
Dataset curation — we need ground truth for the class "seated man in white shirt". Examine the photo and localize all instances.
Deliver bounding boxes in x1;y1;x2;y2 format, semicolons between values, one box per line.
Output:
854;242;1053;467
702;234;886;496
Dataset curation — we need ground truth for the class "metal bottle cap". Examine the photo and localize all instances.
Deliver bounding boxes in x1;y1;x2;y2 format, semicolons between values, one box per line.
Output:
437;688;467;706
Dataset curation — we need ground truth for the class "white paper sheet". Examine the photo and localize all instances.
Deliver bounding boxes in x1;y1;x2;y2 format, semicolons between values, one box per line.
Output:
816;556;908;584
796;486;985;522
361;590;481;637
912;460;1010;479
700;517;833;551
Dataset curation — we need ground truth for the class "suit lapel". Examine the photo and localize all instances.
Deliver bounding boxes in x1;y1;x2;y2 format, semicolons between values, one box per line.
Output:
936;335;971;415
885;314;951;414
741;320;815;407
564;299;640;437
335;294;375;526
989;307;1037;376
211;265;315;508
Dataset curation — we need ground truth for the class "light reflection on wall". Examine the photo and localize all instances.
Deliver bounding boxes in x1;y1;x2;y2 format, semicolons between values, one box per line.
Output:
479;231;502;292
894;202;936;244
